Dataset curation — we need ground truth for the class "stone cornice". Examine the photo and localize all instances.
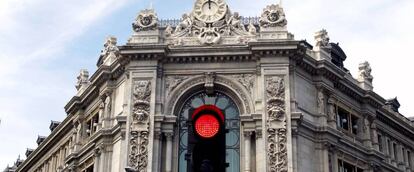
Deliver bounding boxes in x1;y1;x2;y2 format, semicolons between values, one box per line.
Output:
17;114;74;171
67;39;412;139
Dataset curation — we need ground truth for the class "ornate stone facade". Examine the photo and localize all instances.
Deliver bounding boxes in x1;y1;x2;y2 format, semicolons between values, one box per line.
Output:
8;1;414;172
128;80;152;172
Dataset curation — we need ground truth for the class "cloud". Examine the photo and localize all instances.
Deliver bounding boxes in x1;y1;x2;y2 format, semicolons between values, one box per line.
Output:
0;0;133;168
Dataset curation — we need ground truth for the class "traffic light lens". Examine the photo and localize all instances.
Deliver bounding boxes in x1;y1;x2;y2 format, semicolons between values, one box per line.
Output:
195;114;220;138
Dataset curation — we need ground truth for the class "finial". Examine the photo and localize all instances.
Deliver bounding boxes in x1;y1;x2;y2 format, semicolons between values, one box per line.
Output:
149;0;153;9
279;0;283;6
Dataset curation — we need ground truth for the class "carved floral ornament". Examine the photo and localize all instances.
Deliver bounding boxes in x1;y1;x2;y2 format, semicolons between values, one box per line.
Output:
133;9;158;32
128;80;152;172
266;76;288;172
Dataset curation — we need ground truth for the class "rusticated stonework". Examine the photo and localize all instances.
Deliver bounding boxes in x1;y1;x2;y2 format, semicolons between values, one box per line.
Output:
266;76;287;172
128;80;152;172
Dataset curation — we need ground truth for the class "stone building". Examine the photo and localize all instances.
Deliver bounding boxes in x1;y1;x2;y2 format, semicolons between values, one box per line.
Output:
5;0;414;172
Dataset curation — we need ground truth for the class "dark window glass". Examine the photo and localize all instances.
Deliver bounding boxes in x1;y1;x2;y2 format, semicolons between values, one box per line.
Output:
351;116;358;135
178;92;240;172
337;108;349;130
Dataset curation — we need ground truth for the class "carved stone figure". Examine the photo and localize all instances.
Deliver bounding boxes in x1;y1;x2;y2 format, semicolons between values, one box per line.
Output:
174;13;193;36
314;29;330;48
132;9;158;32
75;69;89;90
358;61;373;83
317;90;325;115
259;4;287;28
248;22;257;35
164;25;173;37
327;96;336;122
100;36;119;65
227;12;246;35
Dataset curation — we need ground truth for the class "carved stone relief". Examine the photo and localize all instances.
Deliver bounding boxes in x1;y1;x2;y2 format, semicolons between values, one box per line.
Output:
265;76;287;172
165;76;189;98
230;74;255;93
259;4;287;29
165;7;256;46
317;90;325;115
132;9;158;32
99;36;120;66
128;80;152;172
358;61;373;83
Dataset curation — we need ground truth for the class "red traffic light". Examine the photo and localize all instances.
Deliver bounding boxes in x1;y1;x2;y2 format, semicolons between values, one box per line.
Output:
195;114;220;138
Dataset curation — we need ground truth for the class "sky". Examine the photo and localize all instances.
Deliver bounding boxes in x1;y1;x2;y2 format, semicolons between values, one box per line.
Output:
0;0;413;168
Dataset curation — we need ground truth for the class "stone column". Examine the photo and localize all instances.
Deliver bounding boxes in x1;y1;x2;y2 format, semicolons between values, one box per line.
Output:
93;146;102;172
244;131;253;172
363;117;372;148
165;132;174;172
384;136;391;163
390;141;396;166
332;150;338;172
371;121;379;151
410;151;414;171
98;101;105;130
152;131;162;172
398;144;405;170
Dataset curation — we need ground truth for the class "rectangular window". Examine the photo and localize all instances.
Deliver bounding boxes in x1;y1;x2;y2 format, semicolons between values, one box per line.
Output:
336;107;359;135
351;116;359;135
408;151;412;168
338;159;364;172
337;107;349;130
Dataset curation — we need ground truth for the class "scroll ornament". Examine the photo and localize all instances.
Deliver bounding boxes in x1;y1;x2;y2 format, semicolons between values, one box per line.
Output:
266;76;288;172
128;80;152;172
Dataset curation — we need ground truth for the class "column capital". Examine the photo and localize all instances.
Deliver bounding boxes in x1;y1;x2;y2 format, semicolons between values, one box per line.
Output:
243;130;254;137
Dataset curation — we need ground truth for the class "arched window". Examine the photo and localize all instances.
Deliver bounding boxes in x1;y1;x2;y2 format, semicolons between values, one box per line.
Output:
178;92;240;172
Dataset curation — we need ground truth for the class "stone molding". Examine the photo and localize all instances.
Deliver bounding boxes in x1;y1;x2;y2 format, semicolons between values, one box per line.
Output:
166;74;254;116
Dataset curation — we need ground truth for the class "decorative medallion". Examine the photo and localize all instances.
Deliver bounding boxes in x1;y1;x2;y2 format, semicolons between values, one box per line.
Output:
132;9;158;32
259;4;287;28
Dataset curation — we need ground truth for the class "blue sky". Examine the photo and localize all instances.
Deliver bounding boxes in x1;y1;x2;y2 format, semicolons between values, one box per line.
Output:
1;0;414;168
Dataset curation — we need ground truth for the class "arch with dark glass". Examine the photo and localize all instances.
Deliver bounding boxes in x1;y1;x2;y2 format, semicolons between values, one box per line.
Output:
178;91;240;172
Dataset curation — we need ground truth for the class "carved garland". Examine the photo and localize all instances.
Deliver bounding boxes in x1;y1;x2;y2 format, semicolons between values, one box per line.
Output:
128;80;152;172
266;76;287;172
